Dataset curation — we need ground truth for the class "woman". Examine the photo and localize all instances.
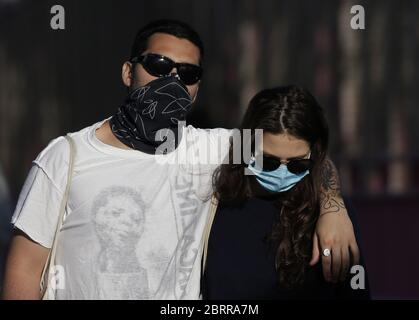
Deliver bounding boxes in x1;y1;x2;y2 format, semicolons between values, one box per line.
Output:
202;85;369;299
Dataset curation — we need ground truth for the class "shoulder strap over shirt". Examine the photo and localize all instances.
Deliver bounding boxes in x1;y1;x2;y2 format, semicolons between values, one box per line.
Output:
39;134;76;300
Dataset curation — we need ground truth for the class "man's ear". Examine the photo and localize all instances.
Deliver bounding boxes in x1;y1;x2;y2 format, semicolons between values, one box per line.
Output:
122;61;133;88
192;83;200;103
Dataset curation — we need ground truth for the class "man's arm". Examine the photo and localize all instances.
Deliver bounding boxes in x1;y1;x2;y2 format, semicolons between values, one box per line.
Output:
2;230;49;300
319;157;346;215
310;157;360;283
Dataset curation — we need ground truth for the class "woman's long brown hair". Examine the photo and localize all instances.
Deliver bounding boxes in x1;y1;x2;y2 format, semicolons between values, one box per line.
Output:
212;85;329;288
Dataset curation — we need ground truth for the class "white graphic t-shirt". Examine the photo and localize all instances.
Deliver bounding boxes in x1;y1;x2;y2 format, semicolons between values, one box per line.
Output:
11;118;232;300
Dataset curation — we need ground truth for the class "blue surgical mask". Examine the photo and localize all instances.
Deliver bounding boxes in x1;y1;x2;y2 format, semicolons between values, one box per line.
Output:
247;157;310;193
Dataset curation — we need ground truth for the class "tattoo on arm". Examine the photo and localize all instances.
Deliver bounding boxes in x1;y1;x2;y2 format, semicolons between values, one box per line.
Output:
319;157;346;215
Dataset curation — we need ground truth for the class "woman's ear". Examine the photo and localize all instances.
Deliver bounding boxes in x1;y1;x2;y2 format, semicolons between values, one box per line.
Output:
122;61;133;88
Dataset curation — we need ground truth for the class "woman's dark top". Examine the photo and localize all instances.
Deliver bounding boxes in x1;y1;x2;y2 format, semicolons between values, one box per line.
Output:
202;196;370;300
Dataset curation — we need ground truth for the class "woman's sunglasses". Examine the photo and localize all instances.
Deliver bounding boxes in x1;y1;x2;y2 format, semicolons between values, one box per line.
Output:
253;153;313;174
130;53;203;86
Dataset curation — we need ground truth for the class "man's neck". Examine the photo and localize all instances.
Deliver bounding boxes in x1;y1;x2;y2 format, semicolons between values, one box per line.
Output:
95;119;134;150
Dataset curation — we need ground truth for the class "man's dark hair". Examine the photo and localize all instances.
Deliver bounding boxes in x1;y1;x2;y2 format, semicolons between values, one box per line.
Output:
130;19;204;64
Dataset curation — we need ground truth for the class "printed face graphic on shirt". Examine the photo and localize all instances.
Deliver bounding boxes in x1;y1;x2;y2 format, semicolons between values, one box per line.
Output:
91;186;150;299
92;186;146;248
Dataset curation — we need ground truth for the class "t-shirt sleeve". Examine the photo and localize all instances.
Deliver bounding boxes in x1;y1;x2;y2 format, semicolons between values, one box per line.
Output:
11;136;71;249
186;126;234;167
209;128;234;164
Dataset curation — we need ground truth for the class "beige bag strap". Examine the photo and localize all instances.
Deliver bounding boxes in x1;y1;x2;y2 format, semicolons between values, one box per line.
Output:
202;194;219;274
40;134;76;299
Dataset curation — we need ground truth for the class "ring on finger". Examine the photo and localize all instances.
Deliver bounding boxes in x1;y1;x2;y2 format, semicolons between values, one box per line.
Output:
322;248;331;257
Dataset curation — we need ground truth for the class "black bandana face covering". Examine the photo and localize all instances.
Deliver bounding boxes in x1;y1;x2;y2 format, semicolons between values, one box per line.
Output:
110;74;193;154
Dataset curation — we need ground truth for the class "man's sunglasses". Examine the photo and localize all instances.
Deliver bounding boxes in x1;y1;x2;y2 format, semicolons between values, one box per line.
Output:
253;153;313;174
130;53;203;86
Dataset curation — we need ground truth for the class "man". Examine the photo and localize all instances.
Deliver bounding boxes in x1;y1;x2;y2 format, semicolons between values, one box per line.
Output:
2;20;359;299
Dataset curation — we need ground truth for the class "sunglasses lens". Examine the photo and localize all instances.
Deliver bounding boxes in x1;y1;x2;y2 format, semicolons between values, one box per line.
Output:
138;54;202;85
142;55;173;77
255;155;281;172
287;159;313;174
178;65;202;85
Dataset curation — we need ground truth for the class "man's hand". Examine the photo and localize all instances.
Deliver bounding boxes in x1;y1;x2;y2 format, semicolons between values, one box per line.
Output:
310;207;360;283
310;158;360;283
